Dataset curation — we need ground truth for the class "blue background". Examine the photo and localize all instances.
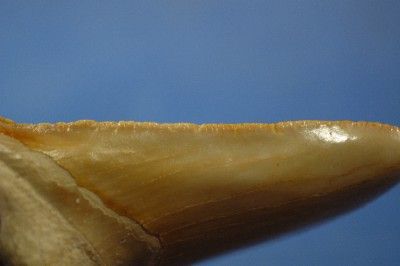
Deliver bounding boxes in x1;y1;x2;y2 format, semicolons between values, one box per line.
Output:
1;1;399;265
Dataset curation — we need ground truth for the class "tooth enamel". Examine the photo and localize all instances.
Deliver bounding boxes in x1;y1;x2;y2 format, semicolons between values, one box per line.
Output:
0;117;399;265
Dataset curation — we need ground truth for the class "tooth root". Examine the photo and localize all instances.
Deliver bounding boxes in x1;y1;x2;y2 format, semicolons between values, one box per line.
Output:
0;117;399;265
0;134;160;266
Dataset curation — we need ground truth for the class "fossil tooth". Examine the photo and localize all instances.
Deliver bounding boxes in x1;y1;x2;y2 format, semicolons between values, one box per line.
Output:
0;116;399;265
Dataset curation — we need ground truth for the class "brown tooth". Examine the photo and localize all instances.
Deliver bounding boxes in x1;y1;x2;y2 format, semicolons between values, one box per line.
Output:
0;116;399;265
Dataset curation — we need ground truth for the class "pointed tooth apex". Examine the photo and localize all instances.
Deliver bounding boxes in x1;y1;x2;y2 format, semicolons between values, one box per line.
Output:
0;118;399;265
150;122;400;264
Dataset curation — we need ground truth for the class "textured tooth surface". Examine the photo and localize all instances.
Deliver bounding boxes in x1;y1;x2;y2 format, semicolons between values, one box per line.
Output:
0;117;400;265
0;129;160;265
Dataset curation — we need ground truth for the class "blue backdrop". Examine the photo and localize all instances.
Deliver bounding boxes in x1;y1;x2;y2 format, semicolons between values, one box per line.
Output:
1;1;399;265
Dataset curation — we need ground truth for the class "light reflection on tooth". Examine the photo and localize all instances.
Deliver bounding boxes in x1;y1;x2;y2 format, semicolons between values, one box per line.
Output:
308;125;358;143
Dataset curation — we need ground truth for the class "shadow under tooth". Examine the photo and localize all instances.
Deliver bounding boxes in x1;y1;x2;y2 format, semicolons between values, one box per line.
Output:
159;173;400;265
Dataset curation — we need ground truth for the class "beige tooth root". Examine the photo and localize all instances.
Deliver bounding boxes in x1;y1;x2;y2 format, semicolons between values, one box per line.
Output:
0;116;399;265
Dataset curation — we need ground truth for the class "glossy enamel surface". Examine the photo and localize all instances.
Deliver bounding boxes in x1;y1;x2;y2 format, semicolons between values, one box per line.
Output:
0;117;399;264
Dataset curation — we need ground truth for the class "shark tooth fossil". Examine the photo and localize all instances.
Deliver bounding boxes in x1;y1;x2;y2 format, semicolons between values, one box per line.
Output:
0;116;399;265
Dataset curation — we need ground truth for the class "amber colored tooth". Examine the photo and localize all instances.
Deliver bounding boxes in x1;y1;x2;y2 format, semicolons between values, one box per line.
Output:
0;116;399;265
